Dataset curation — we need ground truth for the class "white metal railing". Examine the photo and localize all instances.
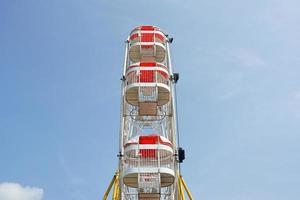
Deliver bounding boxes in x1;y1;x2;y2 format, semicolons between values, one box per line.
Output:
123;185;174;200
138;86;157;102
125;67;170;103
139;173;160;193
126;68;169;86
124;145;174;171
129;30;166;46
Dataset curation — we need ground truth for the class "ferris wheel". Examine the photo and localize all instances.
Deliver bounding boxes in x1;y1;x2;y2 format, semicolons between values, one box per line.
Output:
103;26;193;200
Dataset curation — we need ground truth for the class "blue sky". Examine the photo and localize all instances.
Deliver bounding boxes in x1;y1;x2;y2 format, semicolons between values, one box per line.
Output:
0;0;300;199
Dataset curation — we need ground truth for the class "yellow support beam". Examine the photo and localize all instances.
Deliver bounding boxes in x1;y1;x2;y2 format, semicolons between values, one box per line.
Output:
177;180;181;200
102;171;119;200
112;172;120;200
177;172;193;200
178;174;185;200
179;175;193;200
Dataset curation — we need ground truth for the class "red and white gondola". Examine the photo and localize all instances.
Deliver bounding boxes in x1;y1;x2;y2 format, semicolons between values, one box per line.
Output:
123;134;175;188
128;26;167;63
125;62;170;106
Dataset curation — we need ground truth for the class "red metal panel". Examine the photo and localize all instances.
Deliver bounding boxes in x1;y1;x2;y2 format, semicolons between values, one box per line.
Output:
158;71;169;79
139;135;159;144
141;45;153;49
155;34;165;42
130;33;138;41
130;33;164;43
140;70;154;83
139;149;157;158
139;135;172;147
141;33;154;42
140;62;156;67
140;26;155;31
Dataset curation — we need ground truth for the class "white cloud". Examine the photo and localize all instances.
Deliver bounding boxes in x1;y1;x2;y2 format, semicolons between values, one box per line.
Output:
0;183;43;200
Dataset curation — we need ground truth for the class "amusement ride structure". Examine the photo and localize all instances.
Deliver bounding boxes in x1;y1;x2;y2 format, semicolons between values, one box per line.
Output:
103;26;193;200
